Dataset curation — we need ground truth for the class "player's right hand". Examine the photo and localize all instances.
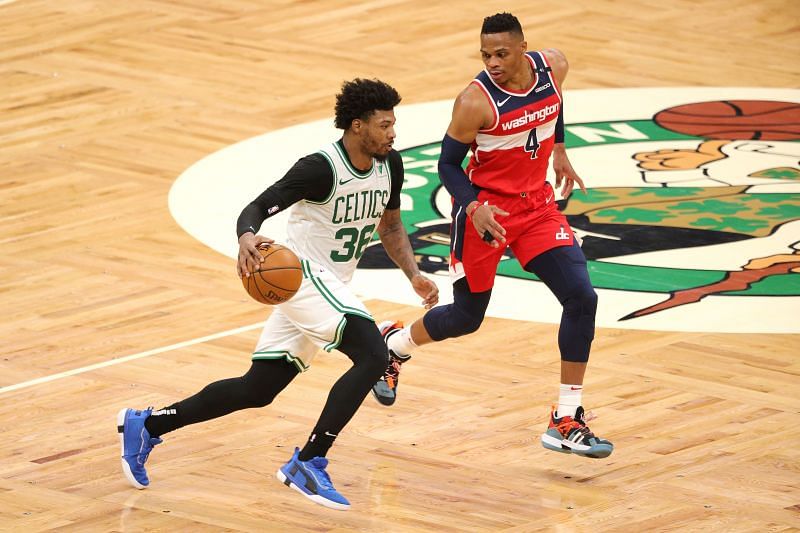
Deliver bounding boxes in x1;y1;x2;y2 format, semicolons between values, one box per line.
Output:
237;232;275;278
469;202;509;248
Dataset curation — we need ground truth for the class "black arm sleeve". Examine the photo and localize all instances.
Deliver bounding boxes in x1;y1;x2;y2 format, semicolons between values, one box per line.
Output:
386;149;404;210
236;153;334;238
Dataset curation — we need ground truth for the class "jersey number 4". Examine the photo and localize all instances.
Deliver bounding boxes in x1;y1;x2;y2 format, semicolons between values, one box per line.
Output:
524;129;540;159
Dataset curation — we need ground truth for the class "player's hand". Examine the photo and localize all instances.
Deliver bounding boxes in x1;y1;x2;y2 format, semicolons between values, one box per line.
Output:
553;146;586;198
237;233;274;278
410;273;439;309
469;201;509;248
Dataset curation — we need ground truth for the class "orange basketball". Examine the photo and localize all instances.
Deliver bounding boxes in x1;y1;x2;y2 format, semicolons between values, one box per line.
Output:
242;243;302;305
653;100;800;140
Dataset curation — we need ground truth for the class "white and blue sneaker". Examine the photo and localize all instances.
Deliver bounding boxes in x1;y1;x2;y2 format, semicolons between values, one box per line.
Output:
276;447;350;510
117;407;162;489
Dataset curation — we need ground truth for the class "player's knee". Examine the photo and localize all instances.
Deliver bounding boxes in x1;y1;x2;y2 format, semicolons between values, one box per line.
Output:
349;348;388;381
369;349;390;378
424;279;491;340
353;334;390;379
240;378;278;408
457;308;484;335
563;284;598;319
444;305;485;337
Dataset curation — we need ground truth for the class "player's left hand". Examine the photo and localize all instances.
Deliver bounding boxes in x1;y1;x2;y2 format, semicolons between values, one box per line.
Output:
411;273;439;309
552;146;586;198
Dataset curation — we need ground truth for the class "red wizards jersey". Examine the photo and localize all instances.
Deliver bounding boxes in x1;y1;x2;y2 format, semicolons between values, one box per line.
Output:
465;51;562;196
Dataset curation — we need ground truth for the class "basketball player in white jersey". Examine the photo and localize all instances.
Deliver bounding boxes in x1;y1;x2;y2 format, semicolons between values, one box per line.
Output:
117;79;439;510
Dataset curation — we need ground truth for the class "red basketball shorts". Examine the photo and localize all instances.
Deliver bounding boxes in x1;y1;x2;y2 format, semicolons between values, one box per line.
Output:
449;182;575;293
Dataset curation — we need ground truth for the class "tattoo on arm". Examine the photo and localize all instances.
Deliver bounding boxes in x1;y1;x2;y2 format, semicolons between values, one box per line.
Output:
377;209;419;280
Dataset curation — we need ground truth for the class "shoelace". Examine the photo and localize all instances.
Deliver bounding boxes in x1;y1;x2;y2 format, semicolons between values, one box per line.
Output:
138;437;162;464
386;358;402;381
554;412;598;439
306;458;334;490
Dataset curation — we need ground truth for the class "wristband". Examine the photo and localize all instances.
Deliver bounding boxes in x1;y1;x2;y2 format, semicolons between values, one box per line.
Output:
467;200;487;218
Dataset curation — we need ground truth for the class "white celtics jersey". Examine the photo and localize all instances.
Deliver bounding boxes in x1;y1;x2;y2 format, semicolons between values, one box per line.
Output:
285;142;393;284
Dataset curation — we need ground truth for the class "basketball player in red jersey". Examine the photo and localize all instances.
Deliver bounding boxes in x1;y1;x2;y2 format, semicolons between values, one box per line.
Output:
373;12;613;459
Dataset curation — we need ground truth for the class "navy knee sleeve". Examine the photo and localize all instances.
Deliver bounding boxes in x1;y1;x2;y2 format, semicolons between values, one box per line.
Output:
558;284;597;362
524;242;597;363
423;278;491;341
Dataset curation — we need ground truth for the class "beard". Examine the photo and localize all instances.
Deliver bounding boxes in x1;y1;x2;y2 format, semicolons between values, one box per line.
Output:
362;136;391;161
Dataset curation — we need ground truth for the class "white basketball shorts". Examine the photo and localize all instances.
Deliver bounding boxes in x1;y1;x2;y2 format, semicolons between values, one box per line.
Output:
252;259;373;371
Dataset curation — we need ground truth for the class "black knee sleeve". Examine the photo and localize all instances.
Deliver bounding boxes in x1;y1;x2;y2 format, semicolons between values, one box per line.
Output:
238;376;278;408
163;359;298;432
337;315;390;379
237;359;299;407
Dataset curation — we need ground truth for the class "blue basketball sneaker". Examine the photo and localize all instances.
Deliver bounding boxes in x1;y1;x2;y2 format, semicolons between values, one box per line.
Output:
117;407;162;489
540;406;614;459
276;447;350;510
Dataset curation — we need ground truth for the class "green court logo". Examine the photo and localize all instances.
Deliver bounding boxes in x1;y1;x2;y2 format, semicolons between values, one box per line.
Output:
171;88;800;333
358;94;800;329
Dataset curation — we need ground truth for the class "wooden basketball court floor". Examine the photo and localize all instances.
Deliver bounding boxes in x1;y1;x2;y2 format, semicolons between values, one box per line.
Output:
1;1;798;531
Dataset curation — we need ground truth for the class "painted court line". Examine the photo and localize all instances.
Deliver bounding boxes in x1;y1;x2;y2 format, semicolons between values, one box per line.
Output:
0;322;266;395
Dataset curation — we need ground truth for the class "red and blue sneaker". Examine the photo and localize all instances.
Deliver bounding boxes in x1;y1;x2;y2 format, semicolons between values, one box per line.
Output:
540;406;613;459
371;321;410;406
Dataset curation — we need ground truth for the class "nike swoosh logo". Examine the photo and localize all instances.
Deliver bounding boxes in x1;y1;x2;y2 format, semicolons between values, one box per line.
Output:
496;96;512;107
570;386;582;390
545;194;553;203
338;177;355;185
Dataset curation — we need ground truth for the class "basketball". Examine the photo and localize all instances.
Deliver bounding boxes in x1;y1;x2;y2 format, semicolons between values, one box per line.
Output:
241;243;302;305
653;100;800;140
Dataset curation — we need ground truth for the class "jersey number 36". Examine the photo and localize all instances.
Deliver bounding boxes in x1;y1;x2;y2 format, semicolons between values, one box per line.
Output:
330;223;375;262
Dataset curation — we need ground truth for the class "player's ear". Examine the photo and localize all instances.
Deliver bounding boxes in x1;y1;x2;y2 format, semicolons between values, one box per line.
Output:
351;118;362;133
520;40;528;53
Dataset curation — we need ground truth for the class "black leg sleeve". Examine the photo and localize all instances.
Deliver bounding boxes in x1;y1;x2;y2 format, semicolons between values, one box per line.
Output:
298;315;388;460
145;358;299;437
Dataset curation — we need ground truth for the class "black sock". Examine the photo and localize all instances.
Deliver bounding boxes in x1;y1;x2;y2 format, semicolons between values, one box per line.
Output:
144;404;183;438
299;430;337;461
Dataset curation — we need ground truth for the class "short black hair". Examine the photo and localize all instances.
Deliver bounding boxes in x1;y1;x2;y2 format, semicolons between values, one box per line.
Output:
334;78;401;130
481;12;524;38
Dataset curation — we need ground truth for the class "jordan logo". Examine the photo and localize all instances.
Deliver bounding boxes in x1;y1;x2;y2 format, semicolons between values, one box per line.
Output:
555;226;570;241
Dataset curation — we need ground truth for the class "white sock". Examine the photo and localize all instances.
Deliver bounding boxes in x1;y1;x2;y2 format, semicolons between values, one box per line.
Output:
557;384;582;418
387;326;417;357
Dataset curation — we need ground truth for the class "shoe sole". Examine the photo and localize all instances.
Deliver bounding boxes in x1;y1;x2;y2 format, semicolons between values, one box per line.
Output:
373;321;404;407
276;468;350;510
370;387;396;406
117;408;147;490
540;432;613;459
